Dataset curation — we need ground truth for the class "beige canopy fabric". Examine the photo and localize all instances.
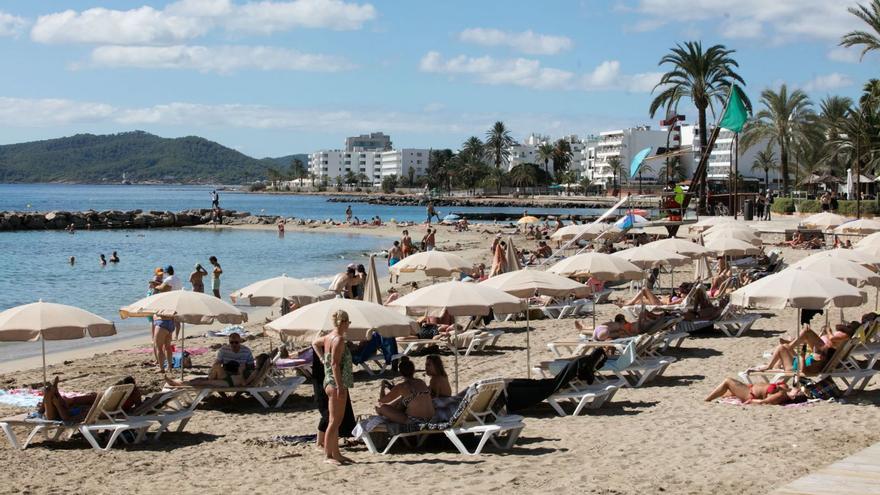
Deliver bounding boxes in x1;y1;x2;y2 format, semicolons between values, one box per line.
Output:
229;275;332;306
806;248;880;270
547;252;642;281
362;255;383;305
518;216;540;224
646;238;712;258
702;227;762;246
855;244;880;263
856;232;880;247
479;269;591;298
801;212;852;230
119;290;248;325
730;269;867;310
704;237;762;257
389;250;472;277
0;301;116;342
612;245;690;270
388;281;525;317
690;216;738;232
790;257;880;288
503;237;522;273
265;298;417;342
550;223;608;241
834;219;880;235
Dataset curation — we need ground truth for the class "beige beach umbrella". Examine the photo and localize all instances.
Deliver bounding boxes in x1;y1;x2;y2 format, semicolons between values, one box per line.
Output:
612;245;690;270
265;298;416;342
704;237;763;257
503;237;522;273
389;250;472;278
856;232;880;247
647;238;713;258
229;275;331;306
517;216;540;225
801;212;852;230
362;255;383;305
834;218;880;235
790;257;880;288
703;227;762;246
479;269;591;299
730;269;866;310
0;301;116;384
547;252;643;281
550;223;608;241
690;216;738;233
389;281;526;384
120;290;247;379
805;248;880;270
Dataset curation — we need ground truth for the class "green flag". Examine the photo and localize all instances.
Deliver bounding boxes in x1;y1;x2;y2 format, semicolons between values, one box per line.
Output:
719;84;748;133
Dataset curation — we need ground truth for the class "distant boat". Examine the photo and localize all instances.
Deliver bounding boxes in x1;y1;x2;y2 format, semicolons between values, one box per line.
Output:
121;172;132;185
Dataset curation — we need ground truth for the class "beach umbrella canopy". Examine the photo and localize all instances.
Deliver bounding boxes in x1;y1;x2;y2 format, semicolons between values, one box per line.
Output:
790;257;880;288
834;218;880;235
646;238;713;258
703;227;762;246
730;269;866;310
801;212;852;230
388;281;524;317
265;298;417;342
389;250;472;277
550;223;608;241
517;216;540;224
704;237;763;257
479;269;591;299
362;255;383;305
119;290;247;325
805;248;880;270
857;232;880;247
229;275;331;306
547;252;643;281
612;245;689;269
0;301;116;383
503;237;522;273
614;213;649;230
690;216;738;232
701;222;758;235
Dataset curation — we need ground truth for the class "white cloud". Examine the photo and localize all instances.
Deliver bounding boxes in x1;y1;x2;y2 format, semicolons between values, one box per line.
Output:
827;46;862;63
419;51;659;93
802;73;854;92
632;0;860;42
31;0;376;45
0;11;28;37
88;45;354;73
458;28;573;55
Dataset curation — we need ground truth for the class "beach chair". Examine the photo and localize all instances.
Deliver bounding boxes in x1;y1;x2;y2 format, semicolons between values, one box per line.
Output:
358;378;525;455
122;389;198;441
714;303;761;337
171;358;307;409
545;375;624;416
0;384;150;452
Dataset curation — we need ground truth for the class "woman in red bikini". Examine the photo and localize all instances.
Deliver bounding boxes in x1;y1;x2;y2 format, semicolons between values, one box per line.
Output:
704;377;796;404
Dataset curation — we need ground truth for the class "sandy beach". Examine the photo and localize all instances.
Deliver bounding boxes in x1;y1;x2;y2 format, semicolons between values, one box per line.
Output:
1;217;879;495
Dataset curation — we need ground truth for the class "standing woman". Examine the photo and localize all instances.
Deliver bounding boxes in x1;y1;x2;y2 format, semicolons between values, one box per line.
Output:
209;256;223;298
312;310;355;465
190;264;208;293
489;240;507;277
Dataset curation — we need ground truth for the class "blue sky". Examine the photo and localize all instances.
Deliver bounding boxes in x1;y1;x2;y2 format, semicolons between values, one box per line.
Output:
0;0;875;157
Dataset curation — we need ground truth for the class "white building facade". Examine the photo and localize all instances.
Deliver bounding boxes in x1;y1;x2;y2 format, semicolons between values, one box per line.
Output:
380;149;430;181
309;133;431;186
308;150;384;185
679;125;780;187
589;126;672;188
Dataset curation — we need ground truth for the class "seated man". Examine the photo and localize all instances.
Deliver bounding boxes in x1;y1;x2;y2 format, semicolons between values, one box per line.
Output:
528;241;553;264
166;355;269;388
213;333;256;379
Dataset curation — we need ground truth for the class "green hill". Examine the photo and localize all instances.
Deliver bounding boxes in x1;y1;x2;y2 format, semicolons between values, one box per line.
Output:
0;131;289;184
260;154;309;168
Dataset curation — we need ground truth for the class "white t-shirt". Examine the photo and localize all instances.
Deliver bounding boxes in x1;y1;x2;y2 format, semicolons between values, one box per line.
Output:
163;274;183;291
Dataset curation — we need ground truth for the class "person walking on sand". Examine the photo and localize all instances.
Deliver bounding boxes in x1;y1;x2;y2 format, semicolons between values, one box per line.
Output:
426;202;438;225
422;228;436;251
190;264;208;293
401;230;414;258
388;241;402;283
209;256;223;298
345;205;353;223
312;310;355;465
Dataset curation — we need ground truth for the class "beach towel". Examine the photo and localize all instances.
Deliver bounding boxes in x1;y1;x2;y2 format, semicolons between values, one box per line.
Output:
0;388;84;409
717;397;816;408
206;326;249;338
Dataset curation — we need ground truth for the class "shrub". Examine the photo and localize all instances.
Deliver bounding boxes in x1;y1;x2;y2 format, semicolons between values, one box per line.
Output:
248;183;267;192
770;197;795;214
838;200;879;216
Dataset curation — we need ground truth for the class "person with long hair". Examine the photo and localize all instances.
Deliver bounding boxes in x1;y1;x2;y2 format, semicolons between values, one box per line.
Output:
312;310;354;465
425;355;451;398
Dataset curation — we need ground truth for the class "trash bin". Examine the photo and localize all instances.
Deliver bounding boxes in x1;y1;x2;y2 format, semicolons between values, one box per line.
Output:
744;199;754;221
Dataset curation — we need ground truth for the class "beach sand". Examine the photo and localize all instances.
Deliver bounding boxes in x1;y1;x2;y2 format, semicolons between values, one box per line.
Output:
1;219;878;495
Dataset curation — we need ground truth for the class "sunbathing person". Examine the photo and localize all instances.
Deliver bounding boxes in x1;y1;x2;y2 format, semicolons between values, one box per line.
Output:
37;376;143;421
616;287;664;307
704;377;802;405
574;313;661;341
751;323;856;373
376;356;435;424
425;355;452;398
165;354;270;388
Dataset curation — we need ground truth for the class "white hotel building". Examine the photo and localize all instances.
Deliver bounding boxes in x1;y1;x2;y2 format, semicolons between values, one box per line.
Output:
588;126;673;188
309;133;430;186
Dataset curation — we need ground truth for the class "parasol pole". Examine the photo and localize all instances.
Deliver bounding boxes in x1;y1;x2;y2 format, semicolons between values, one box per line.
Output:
41;338;47;385
526;299;531;379
180;321;186;381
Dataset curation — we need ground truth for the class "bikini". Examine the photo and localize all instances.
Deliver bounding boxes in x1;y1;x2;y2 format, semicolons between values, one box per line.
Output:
401;386;432;421
749;382;783;400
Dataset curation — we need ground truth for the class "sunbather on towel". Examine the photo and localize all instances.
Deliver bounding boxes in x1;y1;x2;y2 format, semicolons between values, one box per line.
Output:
751;322;857;374
376;356;435;424
704;377;804;405
165;354;270;388
574;312;662;341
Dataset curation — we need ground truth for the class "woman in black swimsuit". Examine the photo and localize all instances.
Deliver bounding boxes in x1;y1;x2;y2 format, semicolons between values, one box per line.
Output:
376;357;435;423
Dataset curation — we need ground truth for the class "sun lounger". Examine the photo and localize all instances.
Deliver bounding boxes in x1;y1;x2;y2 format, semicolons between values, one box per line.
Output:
356;378;525;455
122;389;199;441
168;358;307;409
545;375;623;416
714;304;761;337
0;384;150;452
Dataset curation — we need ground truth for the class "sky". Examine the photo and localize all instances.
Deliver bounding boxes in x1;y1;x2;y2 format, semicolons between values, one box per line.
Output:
0;0;876;158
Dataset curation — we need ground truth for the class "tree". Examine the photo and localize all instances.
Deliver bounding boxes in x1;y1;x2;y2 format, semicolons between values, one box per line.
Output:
741;84;815;195
407;166;416;188
485;121;514;193
427;149;455;192
266;167;283;189
840;0;880;60
636;162;655;194
819;95;855;176
381;174;398;193
508;163;539;189
607;156;624;196
288;158;308;182
750;149;777;191
649;41;747;212
661;155;688;183
356;172;369;187
551;139;573;175
343;170;357;187
537;143;554;177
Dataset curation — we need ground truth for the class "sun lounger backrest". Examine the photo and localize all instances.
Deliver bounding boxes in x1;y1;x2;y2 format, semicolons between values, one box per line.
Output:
447;378;505;428
614;338;638;369
130;389;187;416
85;384;134;424
818;335;860;374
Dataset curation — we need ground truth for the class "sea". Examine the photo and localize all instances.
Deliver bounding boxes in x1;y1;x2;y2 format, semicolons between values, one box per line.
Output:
0;183;604;361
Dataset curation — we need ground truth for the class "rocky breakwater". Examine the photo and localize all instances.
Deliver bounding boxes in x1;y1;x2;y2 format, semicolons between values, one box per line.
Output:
0;209;256;231
325;194;647;209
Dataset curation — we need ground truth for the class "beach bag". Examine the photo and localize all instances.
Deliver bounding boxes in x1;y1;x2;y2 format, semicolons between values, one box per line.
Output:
800;377;840;400
172;351;192;369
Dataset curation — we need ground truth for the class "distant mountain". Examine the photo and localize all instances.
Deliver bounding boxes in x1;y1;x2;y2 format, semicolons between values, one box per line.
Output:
261;154;309;168
0;131;300;184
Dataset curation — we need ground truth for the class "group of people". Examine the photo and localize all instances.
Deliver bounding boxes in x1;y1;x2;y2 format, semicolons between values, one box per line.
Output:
753;190;774;221
98;251;120;266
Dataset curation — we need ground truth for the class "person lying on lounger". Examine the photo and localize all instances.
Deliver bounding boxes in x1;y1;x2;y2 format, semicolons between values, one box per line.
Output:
704;377;804;404
165;354;270;388
574;312;666;341
37;376;143;421
750;322;857;374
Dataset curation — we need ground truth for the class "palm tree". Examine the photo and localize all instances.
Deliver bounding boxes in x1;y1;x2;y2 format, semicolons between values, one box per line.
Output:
551;139;574;176
461;136;485;165
649;41;747;212
820;95;855;176
508;163;539;189
741;84;815;195
485;121;514;193
607;156;624;196
840;0;880;60
537;142;554;177
750;149;777;191
636;162;655;194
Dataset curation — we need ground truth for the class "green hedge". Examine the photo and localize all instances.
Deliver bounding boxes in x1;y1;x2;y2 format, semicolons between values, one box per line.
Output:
770;198;879;216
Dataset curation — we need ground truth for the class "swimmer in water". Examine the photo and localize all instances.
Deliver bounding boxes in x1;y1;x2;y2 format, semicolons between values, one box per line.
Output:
69;256;75;266
99;254;107;266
